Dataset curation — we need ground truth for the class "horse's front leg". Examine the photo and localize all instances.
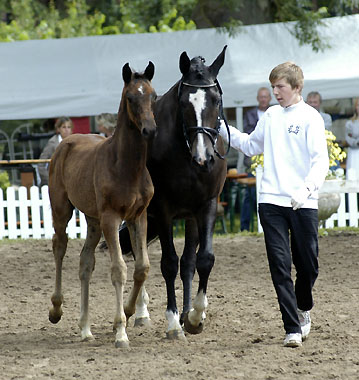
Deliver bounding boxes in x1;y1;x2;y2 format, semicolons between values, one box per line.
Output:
184;199;217;335
157;216;186;340
78;216;101;341
124;213;151;327
102;213;129;348
179;218;198;324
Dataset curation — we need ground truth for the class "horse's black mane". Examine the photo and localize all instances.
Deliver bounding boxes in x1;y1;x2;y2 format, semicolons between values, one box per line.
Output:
188;56;210;82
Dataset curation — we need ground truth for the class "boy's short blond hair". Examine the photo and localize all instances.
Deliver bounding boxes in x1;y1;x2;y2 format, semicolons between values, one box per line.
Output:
269;62;304;93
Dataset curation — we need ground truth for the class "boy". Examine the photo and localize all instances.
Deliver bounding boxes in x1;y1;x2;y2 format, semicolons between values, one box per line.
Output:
220;62;329;347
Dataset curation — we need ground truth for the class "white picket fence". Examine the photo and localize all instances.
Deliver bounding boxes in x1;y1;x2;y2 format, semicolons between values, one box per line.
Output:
0;185;87;239
1;178;359;239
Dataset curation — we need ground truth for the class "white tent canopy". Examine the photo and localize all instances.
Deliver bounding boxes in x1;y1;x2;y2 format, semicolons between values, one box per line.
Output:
0;14;359;120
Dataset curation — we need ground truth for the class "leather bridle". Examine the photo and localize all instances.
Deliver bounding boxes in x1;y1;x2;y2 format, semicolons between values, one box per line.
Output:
177;80;231;160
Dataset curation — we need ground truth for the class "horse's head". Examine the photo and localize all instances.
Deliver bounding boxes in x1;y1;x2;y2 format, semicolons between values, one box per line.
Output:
122;61;157;140
178;46;227;171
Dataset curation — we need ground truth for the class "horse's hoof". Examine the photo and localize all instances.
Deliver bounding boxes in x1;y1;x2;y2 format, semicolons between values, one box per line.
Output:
134;317;152;328
166;329;187;341
183;313;204;335
115;340;130;349
81;333;95;342
49;310;62;324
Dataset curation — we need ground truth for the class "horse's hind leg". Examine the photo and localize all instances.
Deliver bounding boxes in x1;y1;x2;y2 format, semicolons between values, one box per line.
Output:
78;216;102;341
184;199;217;335
124;213;150;327
49;201;73;324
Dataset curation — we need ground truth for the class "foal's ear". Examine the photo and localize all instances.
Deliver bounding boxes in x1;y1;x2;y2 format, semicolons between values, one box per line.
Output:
122;63;132;84
209;45;227;78
179;51;191;75
144;61;155;82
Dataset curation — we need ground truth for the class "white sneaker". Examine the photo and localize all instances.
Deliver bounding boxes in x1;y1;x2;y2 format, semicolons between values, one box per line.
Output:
298;309;311;340
283;333;302;347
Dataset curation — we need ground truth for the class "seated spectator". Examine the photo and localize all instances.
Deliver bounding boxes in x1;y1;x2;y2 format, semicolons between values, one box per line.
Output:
306;91;332;131
95;113;117;137
38;117;73;186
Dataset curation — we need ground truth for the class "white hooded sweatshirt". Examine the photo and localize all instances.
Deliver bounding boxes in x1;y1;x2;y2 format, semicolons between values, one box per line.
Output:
220;99;329;209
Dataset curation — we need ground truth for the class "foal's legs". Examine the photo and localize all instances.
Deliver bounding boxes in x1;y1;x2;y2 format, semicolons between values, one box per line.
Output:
101;212;129;348
49;200;74;324
124;212;151;326
78;216;102;340
184;198;217;334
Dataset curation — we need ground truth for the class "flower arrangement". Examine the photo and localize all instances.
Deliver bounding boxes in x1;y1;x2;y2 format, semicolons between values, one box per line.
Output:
250;130;346;179
0;171;10;192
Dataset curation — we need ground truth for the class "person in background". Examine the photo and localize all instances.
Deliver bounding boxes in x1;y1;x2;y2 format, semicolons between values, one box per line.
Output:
38;117;73;186
306;91;332;131
95;113;117;137
220;62;329;348
345;98;359;180
240;87;271;231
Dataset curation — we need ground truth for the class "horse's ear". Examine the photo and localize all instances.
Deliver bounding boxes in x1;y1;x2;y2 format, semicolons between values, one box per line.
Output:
144;61;155;82
122;63;132;84
179;51;191;75
209;45;227;78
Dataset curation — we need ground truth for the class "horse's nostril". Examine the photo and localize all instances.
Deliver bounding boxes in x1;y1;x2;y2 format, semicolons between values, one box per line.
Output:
142;128;149;138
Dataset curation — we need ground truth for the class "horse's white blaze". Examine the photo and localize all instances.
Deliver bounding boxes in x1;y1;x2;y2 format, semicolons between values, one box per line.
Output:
135;286;150;320
189;89;207;164
188;290;207;326
138;85;144;94
165;310;182;333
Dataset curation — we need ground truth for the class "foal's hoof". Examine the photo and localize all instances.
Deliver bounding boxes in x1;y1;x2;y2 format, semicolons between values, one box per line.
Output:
183;313;204;335
115;340;130;349
134;317;152;328
166;329;187;341
49;309;62;324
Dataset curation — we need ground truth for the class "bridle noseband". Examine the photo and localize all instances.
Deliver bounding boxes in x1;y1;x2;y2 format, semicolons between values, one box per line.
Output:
178;80;231;160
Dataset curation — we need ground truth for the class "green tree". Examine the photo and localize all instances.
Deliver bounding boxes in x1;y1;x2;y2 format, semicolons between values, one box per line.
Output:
0;0;196;42
0;0;358;51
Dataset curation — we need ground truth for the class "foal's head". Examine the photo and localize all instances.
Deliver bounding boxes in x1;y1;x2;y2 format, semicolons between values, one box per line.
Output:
178;46;227;171
122;61;157;139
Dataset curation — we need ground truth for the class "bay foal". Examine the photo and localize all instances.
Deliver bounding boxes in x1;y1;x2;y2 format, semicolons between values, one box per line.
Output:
48;62;157;348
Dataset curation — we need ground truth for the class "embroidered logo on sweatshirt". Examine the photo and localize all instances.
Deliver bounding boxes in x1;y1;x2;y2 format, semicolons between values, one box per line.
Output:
288;125;300;134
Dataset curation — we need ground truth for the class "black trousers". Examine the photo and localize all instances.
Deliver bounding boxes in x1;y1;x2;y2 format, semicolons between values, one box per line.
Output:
258;203;319;334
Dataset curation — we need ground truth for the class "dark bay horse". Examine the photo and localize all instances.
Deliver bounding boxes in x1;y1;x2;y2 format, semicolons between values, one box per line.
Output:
48;62;157;348
120;46;228;339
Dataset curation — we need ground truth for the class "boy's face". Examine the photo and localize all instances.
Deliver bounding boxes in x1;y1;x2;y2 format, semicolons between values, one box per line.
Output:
271;78;301;108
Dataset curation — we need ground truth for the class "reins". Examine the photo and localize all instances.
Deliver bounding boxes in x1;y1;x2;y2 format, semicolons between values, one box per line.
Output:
178;80;231;160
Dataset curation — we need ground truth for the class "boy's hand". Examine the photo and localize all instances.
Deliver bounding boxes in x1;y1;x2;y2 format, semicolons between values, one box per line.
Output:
291;184;314;210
